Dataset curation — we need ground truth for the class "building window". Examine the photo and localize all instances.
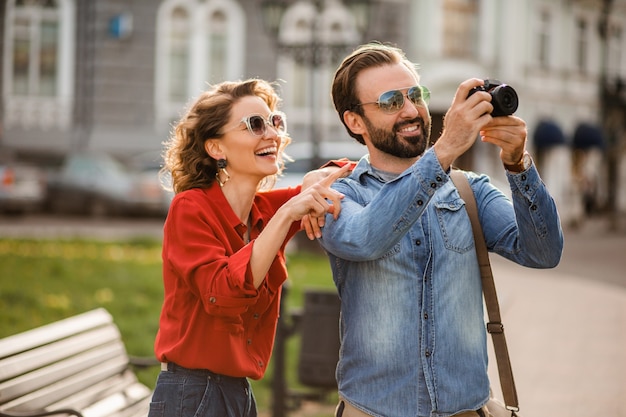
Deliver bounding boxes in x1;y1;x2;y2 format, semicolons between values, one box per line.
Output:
537;10;551;69
207;10;227;83
155;0;245;128
3;0;74;129
38;19;58;96
575;17;588;73
168;7;190;102
442;0;478;58
11;0;58;96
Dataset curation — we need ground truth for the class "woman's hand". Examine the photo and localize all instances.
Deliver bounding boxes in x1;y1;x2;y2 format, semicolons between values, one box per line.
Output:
300;158;354;190
292;163;351;239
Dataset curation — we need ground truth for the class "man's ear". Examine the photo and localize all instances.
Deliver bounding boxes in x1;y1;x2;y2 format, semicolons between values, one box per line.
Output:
343;110;367;137
204;139;225;160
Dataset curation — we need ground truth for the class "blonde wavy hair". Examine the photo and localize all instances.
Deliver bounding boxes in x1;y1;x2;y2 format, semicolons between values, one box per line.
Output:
161;79;291;194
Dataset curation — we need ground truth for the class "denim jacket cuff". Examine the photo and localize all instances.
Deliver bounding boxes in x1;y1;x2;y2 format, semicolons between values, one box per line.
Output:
506;164;541;200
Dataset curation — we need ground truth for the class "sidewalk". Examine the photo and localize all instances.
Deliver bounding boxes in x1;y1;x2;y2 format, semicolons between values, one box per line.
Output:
488;257;626;417
486;219;626;417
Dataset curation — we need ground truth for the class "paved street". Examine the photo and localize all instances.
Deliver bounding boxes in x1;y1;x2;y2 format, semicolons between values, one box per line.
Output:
549;215;626;288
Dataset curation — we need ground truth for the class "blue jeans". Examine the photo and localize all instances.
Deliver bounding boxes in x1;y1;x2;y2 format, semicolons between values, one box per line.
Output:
148;362;257;417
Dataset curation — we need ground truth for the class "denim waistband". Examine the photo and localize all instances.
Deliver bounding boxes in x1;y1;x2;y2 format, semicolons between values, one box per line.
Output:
161;362;248;385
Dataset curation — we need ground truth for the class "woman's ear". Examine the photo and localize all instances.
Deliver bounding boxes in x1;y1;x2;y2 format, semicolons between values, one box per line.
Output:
204;139;224;160
343;110;366;137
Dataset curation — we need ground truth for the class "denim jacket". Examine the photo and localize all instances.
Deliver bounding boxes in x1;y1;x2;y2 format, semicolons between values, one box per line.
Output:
319;148;563;417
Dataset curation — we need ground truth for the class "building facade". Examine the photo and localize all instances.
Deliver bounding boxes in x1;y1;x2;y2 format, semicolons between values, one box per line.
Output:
1;0;626;223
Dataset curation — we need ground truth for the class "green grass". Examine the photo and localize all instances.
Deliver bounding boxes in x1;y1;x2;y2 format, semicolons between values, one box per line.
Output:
0;237;337;416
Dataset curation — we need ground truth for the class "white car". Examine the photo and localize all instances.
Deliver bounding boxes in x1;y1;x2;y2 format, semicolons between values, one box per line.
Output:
0;162;46;214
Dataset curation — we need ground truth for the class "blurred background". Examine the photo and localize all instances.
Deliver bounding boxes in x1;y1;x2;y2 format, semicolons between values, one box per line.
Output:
1;1;625;417
0;0;625;227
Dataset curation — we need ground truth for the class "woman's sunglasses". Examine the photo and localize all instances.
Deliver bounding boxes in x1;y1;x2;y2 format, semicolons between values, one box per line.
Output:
356;85;430;114
226;111;287;137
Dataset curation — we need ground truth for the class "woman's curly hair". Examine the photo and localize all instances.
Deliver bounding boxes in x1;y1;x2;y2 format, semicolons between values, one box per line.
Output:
161;79;291;194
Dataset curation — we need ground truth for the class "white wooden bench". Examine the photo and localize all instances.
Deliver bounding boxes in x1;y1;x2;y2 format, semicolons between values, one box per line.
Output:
0;308;156;417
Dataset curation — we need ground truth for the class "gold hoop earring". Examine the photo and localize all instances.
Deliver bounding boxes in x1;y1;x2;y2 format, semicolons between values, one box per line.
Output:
216;159;230;187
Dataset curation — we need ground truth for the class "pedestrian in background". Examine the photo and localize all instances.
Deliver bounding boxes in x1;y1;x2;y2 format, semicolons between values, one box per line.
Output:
148;78;348;417
319;43;563;417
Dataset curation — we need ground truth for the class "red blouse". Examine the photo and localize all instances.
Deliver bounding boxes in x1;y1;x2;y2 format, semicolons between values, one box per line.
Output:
154;182;301;379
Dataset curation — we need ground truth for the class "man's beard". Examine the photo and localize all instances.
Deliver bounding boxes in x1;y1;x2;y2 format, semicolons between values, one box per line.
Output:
363;115;431;159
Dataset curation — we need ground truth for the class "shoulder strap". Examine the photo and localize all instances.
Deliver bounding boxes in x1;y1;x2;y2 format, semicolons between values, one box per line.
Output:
449;170;520;412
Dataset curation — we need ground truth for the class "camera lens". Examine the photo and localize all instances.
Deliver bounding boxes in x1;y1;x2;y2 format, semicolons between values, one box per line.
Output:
491;85;518;116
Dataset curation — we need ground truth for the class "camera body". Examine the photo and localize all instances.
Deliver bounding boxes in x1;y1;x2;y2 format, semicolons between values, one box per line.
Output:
467;79;519;117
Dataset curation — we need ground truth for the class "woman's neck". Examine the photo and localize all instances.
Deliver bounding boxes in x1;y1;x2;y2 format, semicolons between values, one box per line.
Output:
220;179;256;224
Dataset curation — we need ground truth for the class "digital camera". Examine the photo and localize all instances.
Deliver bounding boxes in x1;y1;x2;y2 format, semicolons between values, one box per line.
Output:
467;79;518;117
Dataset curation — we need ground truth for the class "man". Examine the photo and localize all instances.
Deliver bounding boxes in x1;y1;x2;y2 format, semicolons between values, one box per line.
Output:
318;43;563;417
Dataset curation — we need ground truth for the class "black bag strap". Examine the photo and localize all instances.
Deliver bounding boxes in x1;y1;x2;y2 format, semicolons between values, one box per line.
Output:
450;170;520;412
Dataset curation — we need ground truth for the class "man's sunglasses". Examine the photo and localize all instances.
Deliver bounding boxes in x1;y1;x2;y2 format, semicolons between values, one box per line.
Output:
356;86;430;114
225;111;287;137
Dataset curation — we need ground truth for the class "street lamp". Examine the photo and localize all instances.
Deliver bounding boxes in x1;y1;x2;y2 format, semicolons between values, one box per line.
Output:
260;0;370;170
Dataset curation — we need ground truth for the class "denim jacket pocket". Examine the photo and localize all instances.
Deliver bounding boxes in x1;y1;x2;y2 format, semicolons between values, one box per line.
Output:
434;198;474;253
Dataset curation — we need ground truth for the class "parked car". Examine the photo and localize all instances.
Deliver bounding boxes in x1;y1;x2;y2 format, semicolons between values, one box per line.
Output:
0;161;47;214
45;152;171;217
126;150;174;211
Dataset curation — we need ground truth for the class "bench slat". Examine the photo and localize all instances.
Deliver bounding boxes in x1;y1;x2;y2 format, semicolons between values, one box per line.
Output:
1;354;130;411
0;343;127;406
49;370;141;411
82;383;151;417
0;309;113;359
0;325;121;382
104;397;151;417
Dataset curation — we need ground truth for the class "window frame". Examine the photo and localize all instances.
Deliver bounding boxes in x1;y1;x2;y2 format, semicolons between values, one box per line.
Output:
2;0;75;129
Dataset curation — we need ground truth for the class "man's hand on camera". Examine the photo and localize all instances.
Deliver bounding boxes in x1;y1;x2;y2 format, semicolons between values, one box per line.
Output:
479;115;528;169
434;78;493;171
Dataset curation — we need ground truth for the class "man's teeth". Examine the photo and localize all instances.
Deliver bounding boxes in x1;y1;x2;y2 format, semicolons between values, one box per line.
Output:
400;125;419;133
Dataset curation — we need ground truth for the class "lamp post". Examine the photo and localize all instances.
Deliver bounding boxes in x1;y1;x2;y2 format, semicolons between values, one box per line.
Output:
598;0;626;230
260;0;370;171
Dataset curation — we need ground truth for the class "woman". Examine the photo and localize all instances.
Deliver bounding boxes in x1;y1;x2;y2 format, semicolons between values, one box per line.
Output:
147;79;347;417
